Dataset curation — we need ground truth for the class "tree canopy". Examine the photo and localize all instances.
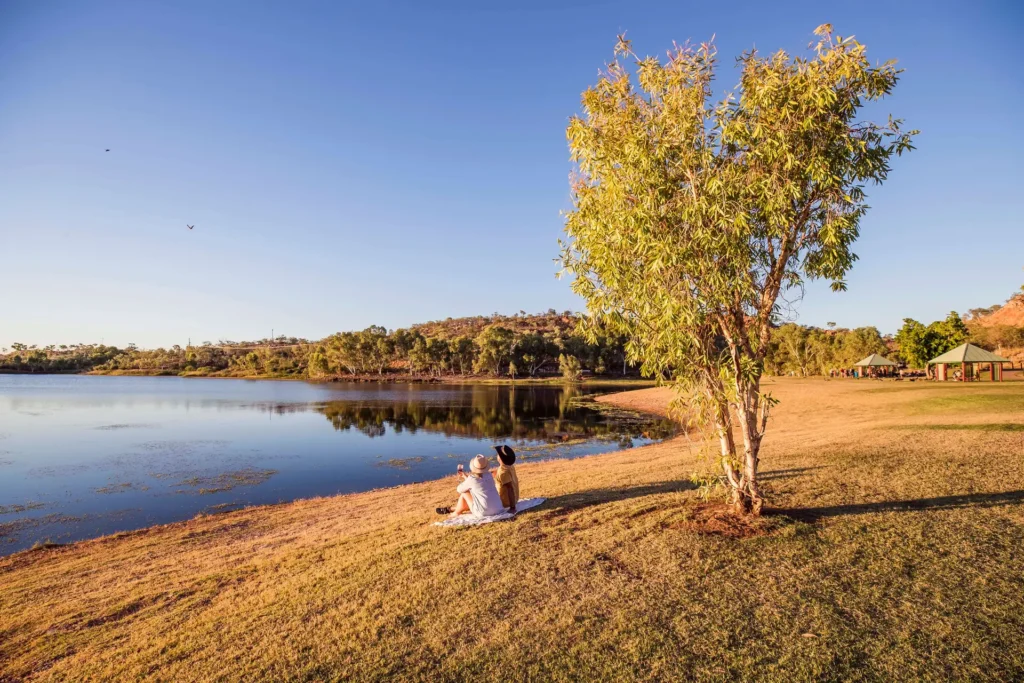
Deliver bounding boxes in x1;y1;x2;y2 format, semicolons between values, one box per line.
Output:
895;311;970;368
561;25;915;513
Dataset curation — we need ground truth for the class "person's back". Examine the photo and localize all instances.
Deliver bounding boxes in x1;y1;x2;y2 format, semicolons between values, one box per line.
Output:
457;468;504;517
492;445;520;512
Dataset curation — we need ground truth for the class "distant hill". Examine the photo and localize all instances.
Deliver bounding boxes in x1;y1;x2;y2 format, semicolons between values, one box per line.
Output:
968;294;1024;328
411;311;580;339
966;292;1024;364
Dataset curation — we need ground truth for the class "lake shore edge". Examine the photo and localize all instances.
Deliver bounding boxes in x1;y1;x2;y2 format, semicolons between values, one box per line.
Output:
0;386;672;561
0;367;658;387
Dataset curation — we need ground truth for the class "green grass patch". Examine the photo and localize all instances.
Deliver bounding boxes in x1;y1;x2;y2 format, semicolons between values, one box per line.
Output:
888;423;1024;433
909;389;1024;415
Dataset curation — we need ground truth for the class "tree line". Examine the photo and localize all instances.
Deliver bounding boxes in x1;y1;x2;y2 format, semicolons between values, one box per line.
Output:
308;325;629;380
0;343;121;374
0;315;631;380
0;308;1017;380
765;312;975;377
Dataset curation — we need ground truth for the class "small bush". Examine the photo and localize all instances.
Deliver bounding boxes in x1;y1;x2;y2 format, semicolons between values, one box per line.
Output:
559;354;582;382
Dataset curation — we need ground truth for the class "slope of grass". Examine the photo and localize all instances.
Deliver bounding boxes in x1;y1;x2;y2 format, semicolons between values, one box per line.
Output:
1;379;1023;681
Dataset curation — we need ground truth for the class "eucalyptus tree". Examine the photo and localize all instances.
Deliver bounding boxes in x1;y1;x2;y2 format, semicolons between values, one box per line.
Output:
515;333;559;377
561;25;915;514
474;326;516;376
449;336;477;375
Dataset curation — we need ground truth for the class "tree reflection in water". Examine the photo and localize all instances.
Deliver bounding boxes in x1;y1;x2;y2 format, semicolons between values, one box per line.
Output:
312;384;674;443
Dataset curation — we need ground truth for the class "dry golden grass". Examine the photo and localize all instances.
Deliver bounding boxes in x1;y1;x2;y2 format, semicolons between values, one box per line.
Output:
2;379;1024;681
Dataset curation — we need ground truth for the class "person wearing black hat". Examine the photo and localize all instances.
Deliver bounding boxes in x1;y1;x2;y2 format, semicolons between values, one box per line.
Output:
491;444;519;513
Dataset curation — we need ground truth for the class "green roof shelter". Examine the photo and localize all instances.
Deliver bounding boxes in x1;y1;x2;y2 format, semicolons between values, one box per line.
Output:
927;343;1011;382
853;353;898;377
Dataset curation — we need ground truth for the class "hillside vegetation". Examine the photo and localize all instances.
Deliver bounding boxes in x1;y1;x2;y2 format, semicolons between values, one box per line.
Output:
967;294;1024;362
0;311;631;381
2;380;1023;680
2;292;1021;380
411;310;578;339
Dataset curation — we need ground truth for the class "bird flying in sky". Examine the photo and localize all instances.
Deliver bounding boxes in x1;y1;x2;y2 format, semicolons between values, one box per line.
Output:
105;149;110;152
186;225;194;230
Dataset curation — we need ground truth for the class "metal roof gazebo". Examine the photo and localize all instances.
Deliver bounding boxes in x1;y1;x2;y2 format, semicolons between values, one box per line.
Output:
927;343;1011;382
853;353;899;377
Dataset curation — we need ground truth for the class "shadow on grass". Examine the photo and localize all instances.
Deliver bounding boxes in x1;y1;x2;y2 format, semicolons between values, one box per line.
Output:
772;490;1024;522
760;466;826;481
540;471;823;516
542;480;695;515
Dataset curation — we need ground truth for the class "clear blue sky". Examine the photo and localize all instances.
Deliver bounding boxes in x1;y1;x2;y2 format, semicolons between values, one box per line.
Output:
1;0;1021;349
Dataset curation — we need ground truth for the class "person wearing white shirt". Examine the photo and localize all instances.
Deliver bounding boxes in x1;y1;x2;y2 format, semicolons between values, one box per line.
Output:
436;454;504;519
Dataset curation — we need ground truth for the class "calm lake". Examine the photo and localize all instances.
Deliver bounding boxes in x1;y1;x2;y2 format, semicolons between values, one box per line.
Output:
0;375;671;554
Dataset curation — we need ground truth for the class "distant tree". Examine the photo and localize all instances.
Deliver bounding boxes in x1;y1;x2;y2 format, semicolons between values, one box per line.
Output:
966;305;1002;320
307;348;330;379
392;329;418;361
408;335;432;374
559;354;583;382
474;326;516;375
515;333;558;377
928;311;969;354
594;332;629;376
449;336;477;375
561;26;915;514
895;319;931;368
243;352;262;373
326;332;362;374
774;324;814;376
371;333;395;375
895;313;965;369
425;337;451;376
839;326;888;366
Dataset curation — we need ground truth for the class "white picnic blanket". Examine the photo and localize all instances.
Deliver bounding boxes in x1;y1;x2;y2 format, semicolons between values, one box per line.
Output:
433;497;546;528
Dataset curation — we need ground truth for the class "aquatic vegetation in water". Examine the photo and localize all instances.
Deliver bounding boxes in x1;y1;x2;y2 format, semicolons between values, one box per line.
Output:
0;502;47;515
94;423;158;431
94;482;150;494
173;468;277;495
1;509;142;544
517;438;592;453
1;513;84;540
203;502;245;514
376;457;426;470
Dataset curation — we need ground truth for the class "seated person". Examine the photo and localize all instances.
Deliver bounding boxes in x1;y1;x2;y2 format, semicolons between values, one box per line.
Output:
492;444;520;513
436;454;504;519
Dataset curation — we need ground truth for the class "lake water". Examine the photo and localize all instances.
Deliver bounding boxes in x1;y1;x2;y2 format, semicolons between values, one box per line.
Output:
0;375;671;554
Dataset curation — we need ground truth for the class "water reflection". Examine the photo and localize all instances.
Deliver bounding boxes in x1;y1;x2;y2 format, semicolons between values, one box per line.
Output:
0;376;673;554
313;384;673;442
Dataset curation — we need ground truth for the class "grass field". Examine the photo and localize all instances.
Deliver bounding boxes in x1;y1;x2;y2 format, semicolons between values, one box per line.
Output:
2;379;1023;681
